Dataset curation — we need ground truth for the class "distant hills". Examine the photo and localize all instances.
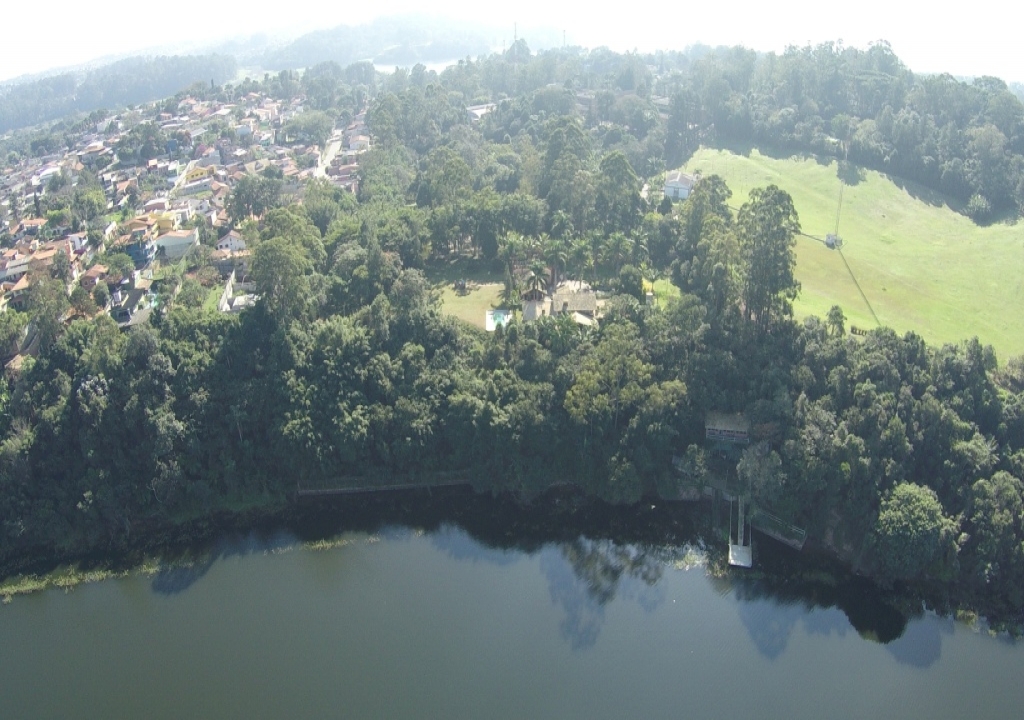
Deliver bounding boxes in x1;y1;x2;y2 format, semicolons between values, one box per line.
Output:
0;16;547;135
0;55;237;134
261;16;499;71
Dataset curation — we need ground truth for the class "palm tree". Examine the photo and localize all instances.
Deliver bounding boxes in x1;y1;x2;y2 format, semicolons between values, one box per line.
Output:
602;232;631;274
529;259;549;292
541;234;568;287
569;236;591;289
500;264;520;312
550;210;574;240
628;233;649;268
499;231;524;270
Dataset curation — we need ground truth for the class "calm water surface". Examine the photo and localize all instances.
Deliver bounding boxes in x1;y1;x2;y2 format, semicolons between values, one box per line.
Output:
1;524;1021;719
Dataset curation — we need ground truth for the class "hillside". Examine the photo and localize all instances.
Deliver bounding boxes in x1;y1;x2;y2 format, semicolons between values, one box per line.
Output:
684;148;1024;360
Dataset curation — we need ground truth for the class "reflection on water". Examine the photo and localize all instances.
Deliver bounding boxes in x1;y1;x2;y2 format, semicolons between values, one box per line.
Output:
539;539;678;649
541;546;604;649
154;493;949;661
430;524;520;566
6;495;1024;720
151;530;297;595
885;615;947;668
35;490;992;667
736;599;808;659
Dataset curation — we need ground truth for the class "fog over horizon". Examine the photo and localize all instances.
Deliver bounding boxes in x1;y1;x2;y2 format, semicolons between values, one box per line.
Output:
2;3;1022;84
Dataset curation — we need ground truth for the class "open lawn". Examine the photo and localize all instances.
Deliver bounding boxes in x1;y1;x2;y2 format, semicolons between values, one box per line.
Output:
683;148;1024;360
202;285;222;312
426;261;505;329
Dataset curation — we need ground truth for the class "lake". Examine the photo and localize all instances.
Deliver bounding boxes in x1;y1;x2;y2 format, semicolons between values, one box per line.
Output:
1;500;1021;719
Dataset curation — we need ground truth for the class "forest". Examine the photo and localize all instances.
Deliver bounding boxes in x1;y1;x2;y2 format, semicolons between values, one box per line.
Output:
2;42;1024;629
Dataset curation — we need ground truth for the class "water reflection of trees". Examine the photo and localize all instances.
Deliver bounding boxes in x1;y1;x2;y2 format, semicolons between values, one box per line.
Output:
151;531;296;595
708;540;946;667
541;539;677;649
294;491;941;656
145;489;940;660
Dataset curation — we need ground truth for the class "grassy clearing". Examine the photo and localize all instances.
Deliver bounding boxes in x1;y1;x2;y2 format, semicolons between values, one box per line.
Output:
683;147;1024;359
651;277;682;305
426;260;505;329
438;283;503;328
202;285;222;312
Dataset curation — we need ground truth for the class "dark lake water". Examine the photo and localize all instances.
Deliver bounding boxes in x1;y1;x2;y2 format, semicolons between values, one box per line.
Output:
1;500;1021;719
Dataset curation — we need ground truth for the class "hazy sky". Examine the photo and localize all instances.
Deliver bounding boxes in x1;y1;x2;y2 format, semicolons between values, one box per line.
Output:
3;1;1022;83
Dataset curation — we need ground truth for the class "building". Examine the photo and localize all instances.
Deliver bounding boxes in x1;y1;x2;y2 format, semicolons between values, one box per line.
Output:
664;170;699;201
705;412;750;445
155;228;199;260
119;227;157;268
215;230;246;253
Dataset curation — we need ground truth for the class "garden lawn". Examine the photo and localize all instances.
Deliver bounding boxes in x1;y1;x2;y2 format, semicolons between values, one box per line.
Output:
202;285;222;312
426;261;505;330
684;148;1024;360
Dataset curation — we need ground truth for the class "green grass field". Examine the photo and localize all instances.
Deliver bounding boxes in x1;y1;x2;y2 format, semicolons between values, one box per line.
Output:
683;148;1024;360
428;261;505;329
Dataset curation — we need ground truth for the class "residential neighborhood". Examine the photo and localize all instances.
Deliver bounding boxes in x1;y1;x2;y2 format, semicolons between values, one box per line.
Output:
0;84;373;365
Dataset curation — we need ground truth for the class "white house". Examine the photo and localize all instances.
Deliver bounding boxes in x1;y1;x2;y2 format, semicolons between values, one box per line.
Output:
664;170;699;201
348;134;371;153
66;233;86;252
216;230;246;253
155;228;199;260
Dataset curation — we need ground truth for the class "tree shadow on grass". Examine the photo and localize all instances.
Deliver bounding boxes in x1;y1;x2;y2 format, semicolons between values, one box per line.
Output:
709;139;809;163
885;174;955;209
704;139;847;170
424;257;503;290
837;160;866;186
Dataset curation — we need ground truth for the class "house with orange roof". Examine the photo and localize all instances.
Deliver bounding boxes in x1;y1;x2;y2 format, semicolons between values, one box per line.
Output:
80;264;108;291
2;274;31;310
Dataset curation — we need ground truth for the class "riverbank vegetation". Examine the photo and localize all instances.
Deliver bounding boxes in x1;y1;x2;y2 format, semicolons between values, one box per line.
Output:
2;40;1024;631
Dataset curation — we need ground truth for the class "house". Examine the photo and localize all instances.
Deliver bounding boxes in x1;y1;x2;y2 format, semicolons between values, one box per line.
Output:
126;216;159;236
118;227;157;268
348;134;371;153
467;103;496;122
114;177;138;202
550;287;598;323
522;287;548;321
0;250;32;283
144;197;170;213
170;202;194;226
216;230;246;253
155;228;199;260
67;232;89;253
111;286;152;328
80;264;108;291
185;164;216;183
21;218;47;236
2;274;31;310
663;170;699;201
